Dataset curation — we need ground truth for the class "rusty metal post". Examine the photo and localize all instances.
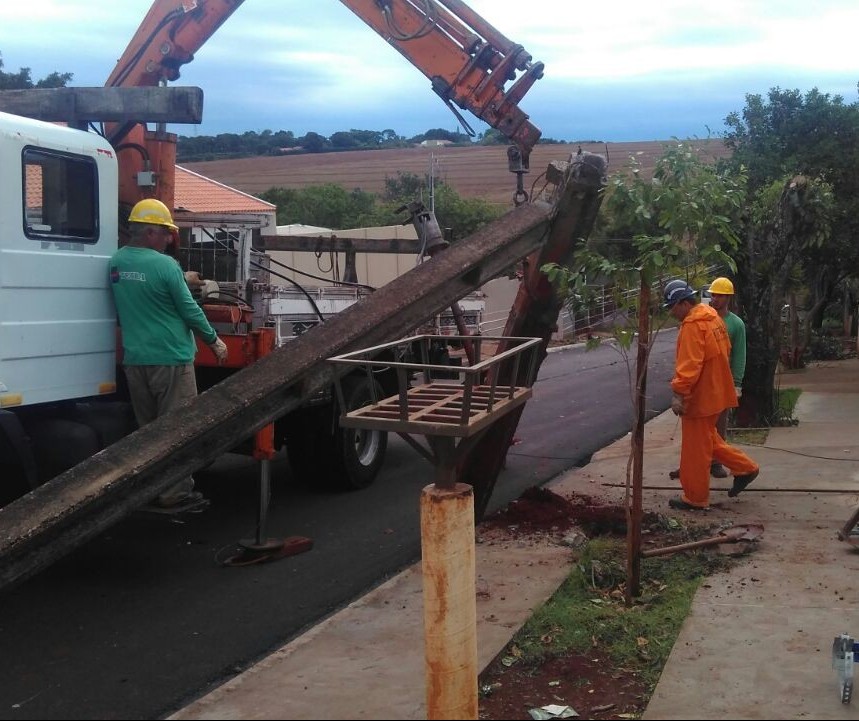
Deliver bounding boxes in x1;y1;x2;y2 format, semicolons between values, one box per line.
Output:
330;338;537;719
420;481;478;720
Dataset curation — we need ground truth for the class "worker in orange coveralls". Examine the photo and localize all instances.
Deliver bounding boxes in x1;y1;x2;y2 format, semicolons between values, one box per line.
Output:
662;280;759;510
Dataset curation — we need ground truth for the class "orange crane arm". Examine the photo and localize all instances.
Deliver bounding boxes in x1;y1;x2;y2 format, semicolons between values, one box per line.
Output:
105;0;246;88
105;0;542;157
105;0;543;210
339;0;543;166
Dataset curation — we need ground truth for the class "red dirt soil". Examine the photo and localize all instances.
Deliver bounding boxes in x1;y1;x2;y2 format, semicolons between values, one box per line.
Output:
482;485;662;538
479;651;650;721
476;486;666;720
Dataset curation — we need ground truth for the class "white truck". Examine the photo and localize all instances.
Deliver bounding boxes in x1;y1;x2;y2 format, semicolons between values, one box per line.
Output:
0;110;486;505
0;1;614;592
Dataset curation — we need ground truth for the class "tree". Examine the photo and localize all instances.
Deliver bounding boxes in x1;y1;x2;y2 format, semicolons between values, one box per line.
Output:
345;129;384;147
731;175;833;423
0;52;72;89
382;172;425;202
259;183;377;229
378;171;502;238
380;128;403;145
298;132;329;153
550;143;744;304
260;173;502;239
431;183;501;239
329;131;361;150
542;142;746;598
479;129;507;146
723;87;859;379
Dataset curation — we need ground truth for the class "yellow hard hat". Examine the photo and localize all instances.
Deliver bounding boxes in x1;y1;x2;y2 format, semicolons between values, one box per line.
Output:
128;198;178;231
709;277;735;295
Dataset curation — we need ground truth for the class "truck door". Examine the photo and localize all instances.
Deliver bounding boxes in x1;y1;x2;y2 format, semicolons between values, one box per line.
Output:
0;113;119;409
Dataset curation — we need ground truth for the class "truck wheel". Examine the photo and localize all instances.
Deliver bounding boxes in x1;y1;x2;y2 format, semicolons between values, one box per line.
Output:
286;377;387;491
0;412;37;506
333;376;388;491
25;418;100;484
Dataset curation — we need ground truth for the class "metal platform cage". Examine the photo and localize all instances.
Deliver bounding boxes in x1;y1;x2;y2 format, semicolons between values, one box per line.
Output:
328;335;542;438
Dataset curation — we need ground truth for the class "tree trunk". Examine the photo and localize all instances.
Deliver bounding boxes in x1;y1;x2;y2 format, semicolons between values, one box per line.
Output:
735;176;814;426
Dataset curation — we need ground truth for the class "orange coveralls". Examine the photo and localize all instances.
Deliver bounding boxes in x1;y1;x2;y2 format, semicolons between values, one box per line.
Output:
671;304;758;507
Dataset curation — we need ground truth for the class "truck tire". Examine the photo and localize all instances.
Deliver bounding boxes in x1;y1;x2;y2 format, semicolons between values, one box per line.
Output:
24;418;100;484
286;376;387;491
0;411;37;506
72;402;137;447
334;376;388;490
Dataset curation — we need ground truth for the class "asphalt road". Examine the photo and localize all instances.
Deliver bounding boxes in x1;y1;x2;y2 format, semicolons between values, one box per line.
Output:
0;333;676;720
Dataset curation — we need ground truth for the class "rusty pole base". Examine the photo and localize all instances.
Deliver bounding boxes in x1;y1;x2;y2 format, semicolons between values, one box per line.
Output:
421;482;478;720
227;536;314;565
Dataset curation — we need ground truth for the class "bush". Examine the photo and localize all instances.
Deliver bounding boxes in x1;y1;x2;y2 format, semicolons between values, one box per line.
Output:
805;329;845;361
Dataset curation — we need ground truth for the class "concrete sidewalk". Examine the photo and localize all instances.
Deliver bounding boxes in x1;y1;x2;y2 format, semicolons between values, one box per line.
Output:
641;359;859;720
172;358;859;720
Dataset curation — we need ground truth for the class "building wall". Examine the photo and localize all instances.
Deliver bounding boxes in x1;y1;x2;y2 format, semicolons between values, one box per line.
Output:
268;224;420;289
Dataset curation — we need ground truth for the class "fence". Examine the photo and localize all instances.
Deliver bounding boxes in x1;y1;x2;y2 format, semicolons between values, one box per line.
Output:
477;285;632;340
479;265;721;341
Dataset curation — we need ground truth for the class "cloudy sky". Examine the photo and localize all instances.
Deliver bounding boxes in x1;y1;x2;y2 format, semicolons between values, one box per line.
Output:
2;0;858;142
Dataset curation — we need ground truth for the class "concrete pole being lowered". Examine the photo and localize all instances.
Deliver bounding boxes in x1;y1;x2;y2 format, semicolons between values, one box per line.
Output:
0;153;606;595
0;200;552;592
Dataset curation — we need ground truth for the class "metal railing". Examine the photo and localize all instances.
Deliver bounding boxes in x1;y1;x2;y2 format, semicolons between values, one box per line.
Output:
328;335;542;436
477;265;723;340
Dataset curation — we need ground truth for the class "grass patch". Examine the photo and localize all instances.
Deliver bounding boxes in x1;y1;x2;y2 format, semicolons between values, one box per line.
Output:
729;387;802;446
776;387;801;422
506;537;735;690
728;428;768;445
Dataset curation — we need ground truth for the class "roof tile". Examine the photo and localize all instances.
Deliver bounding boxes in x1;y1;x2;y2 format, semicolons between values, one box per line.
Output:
175;165;275;213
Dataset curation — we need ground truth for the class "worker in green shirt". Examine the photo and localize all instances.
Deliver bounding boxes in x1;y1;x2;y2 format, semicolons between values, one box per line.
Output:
707;277;746;478
110;199;228;508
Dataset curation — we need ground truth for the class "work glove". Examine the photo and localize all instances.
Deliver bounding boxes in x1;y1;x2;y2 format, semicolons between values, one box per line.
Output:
209;337;228;365
670;392;686;416
735;386;743;398
185;271;205;289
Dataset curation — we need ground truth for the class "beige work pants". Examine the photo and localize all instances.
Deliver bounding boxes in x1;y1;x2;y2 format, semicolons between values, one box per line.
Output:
123;364;198;504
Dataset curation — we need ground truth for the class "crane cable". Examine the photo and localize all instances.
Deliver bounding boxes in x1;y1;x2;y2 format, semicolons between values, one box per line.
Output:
379;0;437;41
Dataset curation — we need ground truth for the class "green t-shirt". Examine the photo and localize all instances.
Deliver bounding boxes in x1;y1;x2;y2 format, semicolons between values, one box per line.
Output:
109;246;217;365
723;311;746;386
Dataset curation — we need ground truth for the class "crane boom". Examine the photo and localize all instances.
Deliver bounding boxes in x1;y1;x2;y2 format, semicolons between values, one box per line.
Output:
105;0;245;88
105;0;543;209
338;0;543;164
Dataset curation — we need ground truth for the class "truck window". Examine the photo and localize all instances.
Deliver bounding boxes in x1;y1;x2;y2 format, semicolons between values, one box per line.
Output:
22;147;99;243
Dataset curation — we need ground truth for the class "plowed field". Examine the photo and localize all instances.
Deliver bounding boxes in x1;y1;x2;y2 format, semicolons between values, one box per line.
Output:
183;139;730;208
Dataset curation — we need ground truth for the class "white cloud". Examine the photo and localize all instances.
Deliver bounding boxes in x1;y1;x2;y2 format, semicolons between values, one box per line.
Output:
2;0;858;141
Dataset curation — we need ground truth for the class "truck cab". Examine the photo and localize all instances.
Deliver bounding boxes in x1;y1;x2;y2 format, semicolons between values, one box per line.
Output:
0;111;119;408
0;112;130;501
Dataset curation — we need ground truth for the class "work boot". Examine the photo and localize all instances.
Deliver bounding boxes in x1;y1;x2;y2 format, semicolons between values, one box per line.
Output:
728;469;759;498
710;463;729;478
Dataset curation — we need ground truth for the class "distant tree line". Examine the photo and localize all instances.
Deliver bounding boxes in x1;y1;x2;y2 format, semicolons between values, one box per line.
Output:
0;50;565;162
176;126;566;162
0;52;72;89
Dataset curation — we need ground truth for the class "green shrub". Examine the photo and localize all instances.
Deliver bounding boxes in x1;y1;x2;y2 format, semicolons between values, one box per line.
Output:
806;329;844;361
